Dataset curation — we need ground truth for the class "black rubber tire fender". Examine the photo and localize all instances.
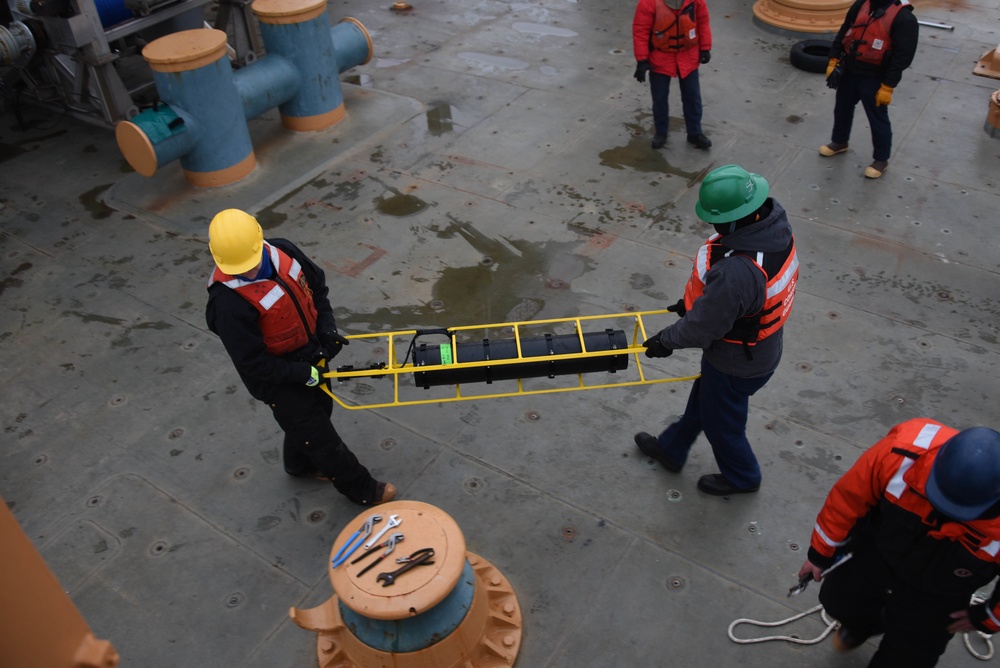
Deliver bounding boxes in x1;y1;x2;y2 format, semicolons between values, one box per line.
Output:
790;39;834;74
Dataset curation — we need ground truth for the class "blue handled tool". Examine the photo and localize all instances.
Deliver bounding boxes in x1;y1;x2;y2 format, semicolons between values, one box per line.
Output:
332;514;381;568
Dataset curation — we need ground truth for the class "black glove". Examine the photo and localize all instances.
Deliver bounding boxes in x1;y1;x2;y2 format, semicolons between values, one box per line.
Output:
642;333;673;359
634;60;651;83
699;50;711;65
826;65;842;90
666;299;687;317
319;331;350;360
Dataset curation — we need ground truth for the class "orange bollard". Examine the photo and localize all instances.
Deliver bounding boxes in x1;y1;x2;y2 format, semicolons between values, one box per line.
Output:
0;496;119;668
291;500;523;667
753;0;852;34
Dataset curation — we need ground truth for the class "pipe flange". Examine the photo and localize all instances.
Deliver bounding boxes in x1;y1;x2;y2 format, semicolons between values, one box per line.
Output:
0;21;37;68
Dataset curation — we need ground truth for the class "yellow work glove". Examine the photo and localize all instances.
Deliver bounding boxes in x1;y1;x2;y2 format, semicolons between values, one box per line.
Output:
875;84;894;107
825;58;839;77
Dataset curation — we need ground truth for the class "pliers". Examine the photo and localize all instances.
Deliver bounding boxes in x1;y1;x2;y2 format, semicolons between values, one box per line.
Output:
331;514;381;568
353;532;405;577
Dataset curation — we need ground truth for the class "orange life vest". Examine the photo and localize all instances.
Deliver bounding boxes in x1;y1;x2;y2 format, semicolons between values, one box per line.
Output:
682;234;798;354
842;0;909;66
208;242;319;356
651;0;698;52
811;419;1000;604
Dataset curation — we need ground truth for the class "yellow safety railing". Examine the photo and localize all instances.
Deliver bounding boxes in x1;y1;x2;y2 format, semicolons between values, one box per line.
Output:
319;309;699;409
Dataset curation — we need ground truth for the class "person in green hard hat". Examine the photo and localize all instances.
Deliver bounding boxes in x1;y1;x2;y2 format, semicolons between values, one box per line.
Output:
634;165;799;496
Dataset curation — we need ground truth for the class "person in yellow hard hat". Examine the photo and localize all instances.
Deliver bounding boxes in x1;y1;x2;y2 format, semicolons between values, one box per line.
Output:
205;209;395;507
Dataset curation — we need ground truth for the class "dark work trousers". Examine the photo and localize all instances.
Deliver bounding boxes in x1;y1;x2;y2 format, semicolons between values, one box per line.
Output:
831;72;892;161
649;69;703;137
657;355;772;489
819;543;967;667
267;382;377;505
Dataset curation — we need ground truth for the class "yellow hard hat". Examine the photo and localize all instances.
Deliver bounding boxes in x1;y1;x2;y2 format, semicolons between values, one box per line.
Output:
208;209;263;275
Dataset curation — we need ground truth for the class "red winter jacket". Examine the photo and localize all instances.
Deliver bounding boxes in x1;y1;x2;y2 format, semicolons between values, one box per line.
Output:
632;0;711;79
809;418;1000;633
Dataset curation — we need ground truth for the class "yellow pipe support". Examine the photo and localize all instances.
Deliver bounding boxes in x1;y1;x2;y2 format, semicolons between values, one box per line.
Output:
320;310;700;409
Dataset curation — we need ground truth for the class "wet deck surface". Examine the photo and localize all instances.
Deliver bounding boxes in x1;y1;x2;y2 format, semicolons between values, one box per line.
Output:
2;0;1000;665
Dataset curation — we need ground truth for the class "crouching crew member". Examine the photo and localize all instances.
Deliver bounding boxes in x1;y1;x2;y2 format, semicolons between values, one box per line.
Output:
799;419;1000;667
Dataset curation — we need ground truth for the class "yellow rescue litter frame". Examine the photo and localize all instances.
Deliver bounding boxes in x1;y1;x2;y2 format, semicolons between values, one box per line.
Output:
320;309;700;409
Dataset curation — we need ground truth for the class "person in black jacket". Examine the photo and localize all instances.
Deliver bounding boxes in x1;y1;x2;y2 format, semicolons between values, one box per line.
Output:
634;165;798;496
205;209;395;507
819;0;918;179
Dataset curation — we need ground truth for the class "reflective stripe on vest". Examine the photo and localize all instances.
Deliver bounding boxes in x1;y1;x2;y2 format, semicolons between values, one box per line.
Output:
682;234;798;347
843;0;909;67
876;421;1000;566
885;422;941;499
651;0;698;52
208;242;319;356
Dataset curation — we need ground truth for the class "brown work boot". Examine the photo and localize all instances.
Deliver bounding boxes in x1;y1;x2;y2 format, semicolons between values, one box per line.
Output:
832;626;866;652
819;142;848;157
864;160;889;179
372;481;396;505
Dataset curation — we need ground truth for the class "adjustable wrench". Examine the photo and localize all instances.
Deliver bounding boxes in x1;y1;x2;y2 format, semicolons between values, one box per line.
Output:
788;552;853;597
363;514;401;550
376;547;435;586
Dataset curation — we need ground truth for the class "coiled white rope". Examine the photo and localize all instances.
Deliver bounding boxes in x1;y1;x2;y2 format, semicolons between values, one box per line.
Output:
964;594;995;661
728;604;839;645
963;631;995;661
728;599;995;660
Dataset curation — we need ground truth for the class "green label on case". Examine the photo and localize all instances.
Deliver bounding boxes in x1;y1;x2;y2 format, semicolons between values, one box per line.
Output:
439;344;453;365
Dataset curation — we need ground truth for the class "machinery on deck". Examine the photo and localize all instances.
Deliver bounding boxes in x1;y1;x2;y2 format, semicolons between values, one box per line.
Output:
321;310;700;410
0;0;262;126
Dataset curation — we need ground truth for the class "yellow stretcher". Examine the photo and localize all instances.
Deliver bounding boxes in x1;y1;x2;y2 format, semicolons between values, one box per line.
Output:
320;310;699;410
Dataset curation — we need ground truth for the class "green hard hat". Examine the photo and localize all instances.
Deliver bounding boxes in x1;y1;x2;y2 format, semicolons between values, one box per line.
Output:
694;165;769;224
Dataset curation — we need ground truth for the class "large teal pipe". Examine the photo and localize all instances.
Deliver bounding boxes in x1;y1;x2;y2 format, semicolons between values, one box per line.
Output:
116;29;258;187
149;51;252;177
233;56;302;121
253;0;372;131
117;6;373;186
331;19;374;74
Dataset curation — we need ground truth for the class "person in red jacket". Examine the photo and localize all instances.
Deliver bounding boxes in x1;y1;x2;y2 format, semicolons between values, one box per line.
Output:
632;0;712;150
798;419;1000;666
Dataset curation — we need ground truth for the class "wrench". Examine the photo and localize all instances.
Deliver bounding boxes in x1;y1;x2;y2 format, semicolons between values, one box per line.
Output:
363;514;401;550
331;514;381;568
788;552;853;597
376;547;435;586
356;533;405;577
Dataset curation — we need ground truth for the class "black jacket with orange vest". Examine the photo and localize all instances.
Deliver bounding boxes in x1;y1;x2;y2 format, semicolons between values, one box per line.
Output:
206;238;339;402
656;198;795;378
831;0;919;87
808;418;1000;632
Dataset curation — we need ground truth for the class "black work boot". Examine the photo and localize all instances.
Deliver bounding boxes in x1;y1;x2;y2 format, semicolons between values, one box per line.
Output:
651;134;666;149
687;133;712;149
